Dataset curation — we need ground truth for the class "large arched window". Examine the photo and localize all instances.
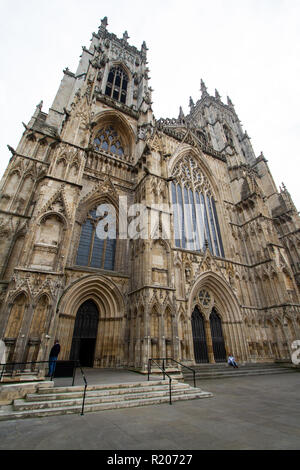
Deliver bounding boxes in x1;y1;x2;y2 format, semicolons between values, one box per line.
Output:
171;155;224;256
105;66;128;104
93;125;125;158
76;208;116;271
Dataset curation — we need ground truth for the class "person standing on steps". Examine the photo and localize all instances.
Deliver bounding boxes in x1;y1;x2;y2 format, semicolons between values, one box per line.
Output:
47;339;61;378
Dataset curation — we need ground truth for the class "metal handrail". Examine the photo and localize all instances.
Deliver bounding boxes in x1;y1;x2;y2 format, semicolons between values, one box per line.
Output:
77;363;88;416
0;360;79;384
1;359;87;416
148;358;172;405
150;357;197;388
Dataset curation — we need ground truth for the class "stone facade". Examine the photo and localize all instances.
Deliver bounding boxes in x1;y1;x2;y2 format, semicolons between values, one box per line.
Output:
0;18;299;371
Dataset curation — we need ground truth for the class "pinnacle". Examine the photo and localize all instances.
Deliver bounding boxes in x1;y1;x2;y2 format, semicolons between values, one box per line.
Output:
100;16;108;28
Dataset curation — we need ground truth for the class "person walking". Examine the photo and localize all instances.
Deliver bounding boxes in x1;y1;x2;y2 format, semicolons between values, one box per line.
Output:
47;339;61;377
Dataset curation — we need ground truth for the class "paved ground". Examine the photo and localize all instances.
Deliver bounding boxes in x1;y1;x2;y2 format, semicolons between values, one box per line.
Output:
0;370;299;450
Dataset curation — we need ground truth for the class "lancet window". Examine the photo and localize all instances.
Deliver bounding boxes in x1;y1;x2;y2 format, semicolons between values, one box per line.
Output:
93;125;125;157
105;66;128;104
76;208;116;271
171;155;224;257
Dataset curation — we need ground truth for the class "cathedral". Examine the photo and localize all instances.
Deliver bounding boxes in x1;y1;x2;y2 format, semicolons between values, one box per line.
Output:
0;17;299;372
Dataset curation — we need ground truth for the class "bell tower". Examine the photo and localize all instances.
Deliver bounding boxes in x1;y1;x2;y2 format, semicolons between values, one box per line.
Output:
46;16;154;141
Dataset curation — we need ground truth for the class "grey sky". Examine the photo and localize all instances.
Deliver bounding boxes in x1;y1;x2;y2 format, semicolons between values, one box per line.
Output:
1;0;299;209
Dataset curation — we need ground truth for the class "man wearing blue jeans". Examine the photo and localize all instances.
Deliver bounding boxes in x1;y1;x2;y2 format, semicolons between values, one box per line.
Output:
228;354;238;368
48;340;61;377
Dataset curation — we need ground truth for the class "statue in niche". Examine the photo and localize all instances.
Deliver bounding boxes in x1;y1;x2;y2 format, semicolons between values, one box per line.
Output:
185;266;191;283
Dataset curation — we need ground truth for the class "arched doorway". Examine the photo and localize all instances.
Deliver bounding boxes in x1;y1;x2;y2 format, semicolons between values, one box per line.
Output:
191;307;209;363
188;272;249;364
57;275;126;368
70;300;99;367
210;308;226;362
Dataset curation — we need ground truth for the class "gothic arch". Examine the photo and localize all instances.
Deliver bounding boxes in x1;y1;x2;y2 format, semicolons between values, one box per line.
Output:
8;287;32;305
56;275;126;367
91;110;135;157
109;60;132;81
5;292;28;339
24;209;69;271
58;274;124;317
38;210;68;228
76;187;120;225
188;271;248;362
189;272;242;322
104;62;131;105
74;189;126;272
169;150;225;256
169;148;221;202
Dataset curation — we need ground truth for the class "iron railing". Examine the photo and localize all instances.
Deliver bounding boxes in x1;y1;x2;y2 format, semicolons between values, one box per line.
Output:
0;360;80;381
148;358;172;405
149;357;197;388
0;360;88;416
78;364;88;416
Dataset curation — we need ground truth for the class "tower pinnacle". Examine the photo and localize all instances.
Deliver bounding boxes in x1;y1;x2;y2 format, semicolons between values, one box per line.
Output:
100;17;108;29
200;79;208;97
178;106;185;121
123;31;129;42
215;89;221;101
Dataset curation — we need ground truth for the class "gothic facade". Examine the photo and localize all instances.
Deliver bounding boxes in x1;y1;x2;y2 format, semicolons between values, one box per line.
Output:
0;18;299;371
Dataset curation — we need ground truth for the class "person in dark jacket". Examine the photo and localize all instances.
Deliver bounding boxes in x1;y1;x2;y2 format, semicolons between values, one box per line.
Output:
48;340;61;377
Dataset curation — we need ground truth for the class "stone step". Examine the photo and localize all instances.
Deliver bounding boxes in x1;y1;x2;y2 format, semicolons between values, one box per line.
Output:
37;379;171;395
183;368;298;380
149;374;184;381
0;387;213;421
14;386;198;411
183;363;293;371
25;383;190;402
1;391;213;420
182;363;296;374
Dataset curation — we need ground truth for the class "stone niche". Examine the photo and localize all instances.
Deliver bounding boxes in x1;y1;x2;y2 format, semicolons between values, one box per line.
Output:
151;240;168;286
30;214;64;270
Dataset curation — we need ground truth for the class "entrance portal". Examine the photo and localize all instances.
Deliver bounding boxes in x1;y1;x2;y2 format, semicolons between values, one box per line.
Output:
191;307;209;363
210;308;226;362
70;300;99;367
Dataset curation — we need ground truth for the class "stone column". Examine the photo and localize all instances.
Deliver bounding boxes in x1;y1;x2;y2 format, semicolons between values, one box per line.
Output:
204;319;215;364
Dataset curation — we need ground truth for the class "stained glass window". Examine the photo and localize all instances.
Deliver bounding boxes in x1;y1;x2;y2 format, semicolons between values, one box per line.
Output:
76;209;116;271
93;125;125;157
171;155;224;257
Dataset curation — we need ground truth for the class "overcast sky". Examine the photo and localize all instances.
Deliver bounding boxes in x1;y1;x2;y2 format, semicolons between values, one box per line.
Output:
1;0;299;210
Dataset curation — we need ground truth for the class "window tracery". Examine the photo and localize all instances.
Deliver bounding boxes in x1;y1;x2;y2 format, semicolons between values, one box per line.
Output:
93;125;125;158
199;290;211;306
76;208;116;271
171;155;224;256
105;66;128;104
